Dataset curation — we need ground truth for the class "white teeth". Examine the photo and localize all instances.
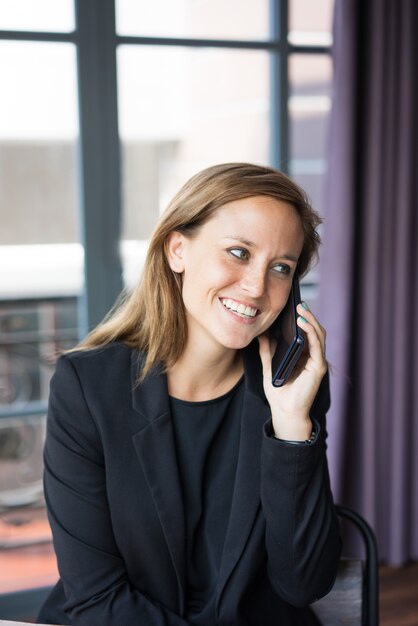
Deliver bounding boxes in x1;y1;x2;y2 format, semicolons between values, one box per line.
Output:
221;299;257;318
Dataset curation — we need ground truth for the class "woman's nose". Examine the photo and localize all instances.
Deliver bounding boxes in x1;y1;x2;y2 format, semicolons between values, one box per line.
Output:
240;267;267;297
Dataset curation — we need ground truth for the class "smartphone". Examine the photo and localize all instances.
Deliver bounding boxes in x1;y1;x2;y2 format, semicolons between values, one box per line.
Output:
270;275;306;387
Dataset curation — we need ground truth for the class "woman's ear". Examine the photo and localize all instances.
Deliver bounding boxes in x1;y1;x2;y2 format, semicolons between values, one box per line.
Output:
165;231;186;273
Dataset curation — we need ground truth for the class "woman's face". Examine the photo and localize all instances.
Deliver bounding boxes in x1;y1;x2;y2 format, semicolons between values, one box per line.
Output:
166;195;305;354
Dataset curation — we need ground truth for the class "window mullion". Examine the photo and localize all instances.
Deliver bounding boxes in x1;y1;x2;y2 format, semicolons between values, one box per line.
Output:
269;0;289;173
75;0;123;336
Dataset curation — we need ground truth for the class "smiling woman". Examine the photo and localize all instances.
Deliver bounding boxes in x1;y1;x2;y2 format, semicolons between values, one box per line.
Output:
37;163;341;626
77;163;322;381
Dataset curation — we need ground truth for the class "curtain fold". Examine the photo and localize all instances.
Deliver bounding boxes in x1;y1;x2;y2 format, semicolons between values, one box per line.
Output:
320;0;418;565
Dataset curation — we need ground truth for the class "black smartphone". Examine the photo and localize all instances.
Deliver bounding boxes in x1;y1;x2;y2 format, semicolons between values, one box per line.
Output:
270;275;306;387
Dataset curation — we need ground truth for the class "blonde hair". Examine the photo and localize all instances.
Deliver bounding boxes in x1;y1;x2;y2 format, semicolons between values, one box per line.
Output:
76;162;322;378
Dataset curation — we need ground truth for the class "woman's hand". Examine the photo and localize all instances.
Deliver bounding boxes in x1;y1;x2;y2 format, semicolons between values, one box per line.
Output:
258;302;328;441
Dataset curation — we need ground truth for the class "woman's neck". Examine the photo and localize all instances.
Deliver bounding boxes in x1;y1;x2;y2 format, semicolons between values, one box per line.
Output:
167;345;244;402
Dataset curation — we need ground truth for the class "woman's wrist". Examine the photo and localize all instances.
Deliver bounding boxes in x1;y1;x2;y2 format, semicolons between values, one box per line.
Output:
271;415;313;442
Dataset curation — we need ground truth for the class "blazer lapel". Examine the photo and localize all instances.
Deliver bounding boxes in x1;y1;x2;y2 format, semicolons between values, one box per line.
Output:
130;351;186;613
129;342;269;611
217;340;269;598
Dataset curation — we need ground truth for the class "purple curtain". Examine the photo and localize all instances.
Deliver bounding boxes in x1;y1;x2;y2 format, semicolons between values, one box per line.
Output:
320;0;418;565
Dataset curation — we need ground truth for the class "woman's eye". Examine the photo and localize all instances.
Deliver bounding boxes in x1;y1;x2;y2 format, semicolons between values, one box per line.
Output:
229;248;249;260
272;263;291;275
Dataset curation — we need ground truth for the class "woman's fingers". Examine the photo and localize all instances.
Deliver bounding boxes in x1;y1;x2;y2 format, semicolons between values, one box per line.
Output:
297;304;326;347
296;303;327;372
257;305;328;439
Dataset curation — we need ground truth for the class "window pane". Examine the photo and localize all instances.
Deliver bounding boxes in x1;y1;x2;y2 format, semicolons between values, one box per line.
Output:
117;45;270;287
0;0;75;32
289;54;332;99
288;0;334;46
0;298;77;589
116;0;269;40
0;42;78;144
0;298;76;592
0;299;78;406
0;416;45;508
290;171;326;219
0;39;80;594
289;54;332;164
0;414;58;593
0;41;81;295
288;52;332;303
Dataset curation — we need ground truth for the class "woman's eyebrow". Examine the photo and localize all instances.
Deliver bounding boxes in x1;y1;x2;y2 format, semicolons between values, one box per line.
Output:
222;235;256;247
222;236;299;262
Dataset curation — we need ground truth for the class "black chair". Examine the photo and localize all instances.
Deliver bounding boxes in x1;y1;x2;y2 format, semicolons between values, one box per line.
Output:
311;505;379;626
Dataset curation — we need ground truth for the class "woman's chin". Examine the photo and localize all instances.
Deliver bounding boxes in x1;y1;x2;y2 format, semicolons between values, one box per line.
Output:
218;333;258;351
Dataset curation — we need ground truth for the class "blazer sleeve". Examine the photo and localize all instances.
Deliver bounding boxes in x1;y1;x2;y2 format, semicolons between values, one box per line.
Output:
43;355;193;626
259;372;342;607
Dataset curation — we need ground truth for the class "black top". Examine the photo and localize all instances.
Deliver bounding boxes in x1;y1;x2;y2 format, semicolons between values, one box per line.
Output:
169;377;244;625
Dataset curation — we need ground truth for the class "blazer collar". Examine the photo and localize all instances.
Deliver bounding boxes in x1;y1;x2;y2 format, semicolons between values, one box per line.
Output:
217;340;269;600
131;350;171;422
130;351;186;612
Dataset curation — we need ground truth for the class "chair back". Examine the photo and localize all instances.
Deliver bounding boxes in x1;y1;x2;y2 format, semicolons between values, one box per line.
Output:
311;505;379;626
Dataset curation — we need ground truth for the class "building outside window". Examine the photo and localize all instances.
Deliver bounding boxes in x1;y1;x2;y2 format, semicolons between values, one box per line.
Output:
0;0;333;618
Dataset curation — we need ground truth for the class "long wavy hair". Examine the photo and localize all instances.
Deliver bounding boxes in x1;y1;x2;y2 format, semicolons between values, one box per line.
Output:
75;162;322;378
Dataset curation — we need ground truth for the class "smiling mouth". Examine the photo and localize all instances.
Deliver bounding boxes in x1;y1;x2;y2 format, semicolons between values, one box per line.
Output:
220;298;259;318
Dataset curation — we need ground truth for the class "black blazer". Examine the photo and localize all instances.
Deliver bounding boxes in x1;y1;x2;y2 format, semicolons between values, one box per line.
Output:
38;341;341;626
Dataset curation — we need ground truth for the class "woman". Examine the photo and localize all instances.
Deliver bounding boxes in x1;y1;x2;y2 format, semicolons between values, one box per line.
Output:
38;163;341;626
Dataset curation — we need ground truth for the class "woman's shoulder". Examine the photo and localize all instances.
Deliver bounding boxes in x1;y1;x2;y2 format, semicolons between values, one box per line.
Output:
50;343;147;421
56;341;142;380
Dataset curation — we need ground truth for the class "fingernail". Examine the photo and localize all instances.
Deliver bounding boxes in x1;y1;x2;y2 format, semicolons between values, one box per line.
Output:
298;315;308;324
300;301;309;311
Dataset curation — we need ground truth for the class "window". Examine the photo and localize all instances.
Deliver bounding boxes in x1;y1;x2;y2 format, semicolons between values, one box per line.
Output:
0;0;80;613
0;0;333;615
114;0;334;296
